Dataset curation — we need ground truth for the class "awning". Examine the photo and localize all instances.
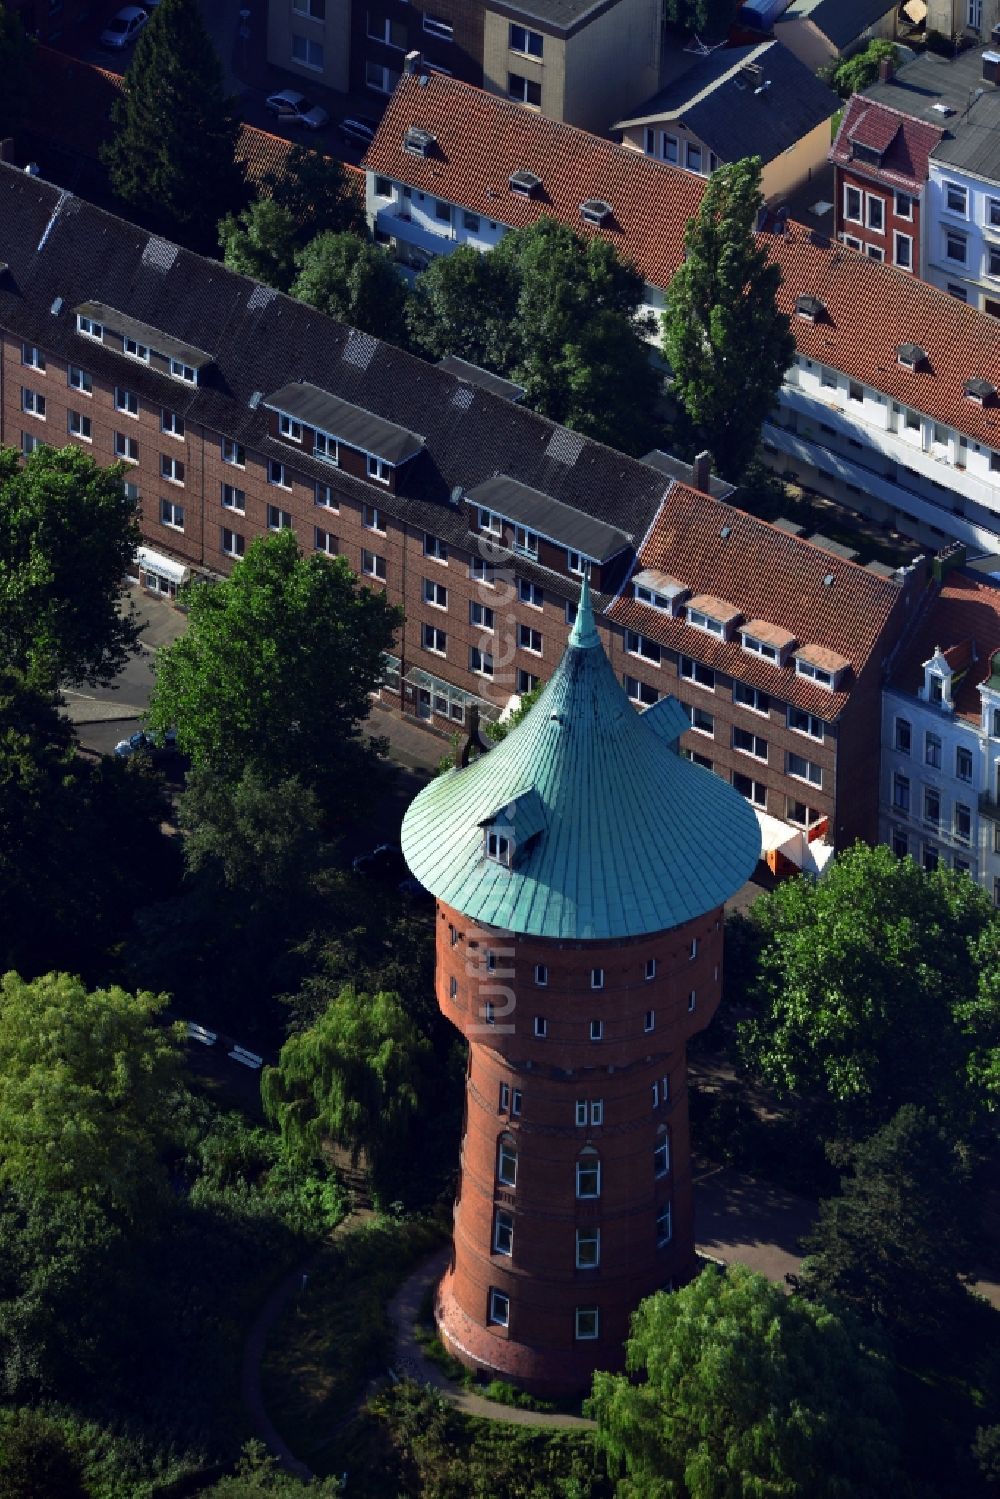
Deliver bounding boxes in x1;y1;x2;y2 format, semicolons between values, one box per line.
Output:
136;546;189;585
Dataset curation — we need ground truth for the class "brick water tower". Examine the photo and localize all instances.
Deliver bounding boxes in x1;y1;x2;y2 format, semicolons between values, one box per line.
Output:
401;578;760;1395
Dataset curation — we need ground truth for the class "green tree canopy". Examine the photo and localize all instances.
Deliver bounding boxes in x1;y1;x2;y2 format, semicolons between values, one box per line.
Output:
408;219;661;454
736;843;1000;1134
0;9;33;141
265;145;366;241
831;40;898;99
0;444;139;688
146;530;402;806
588;1263;902;1499
0;1409;88;1499
179;765;326;896
292;232;410;344
102;0;245;247
661;157;794;480
0;971;184;1220
262;985;431;1202
665;0;735;38
218;199;300;291
204;1441;343;1496
796;1106;980;1349
0;671;176;978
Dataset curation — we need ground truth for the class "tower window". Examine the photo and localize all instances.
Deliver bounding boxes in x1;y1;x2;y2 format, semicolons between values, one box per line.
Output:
534;963;548;986
688;990;697;1012
575;1307;599;1340
576;1227;600;1268
576;1150;600;1198
644;1010;655;1033
534;1016;548;1038
511;1089;522;1117
494;1210;514;1256
449;976;458;999
652;1081;659;1109
489;1287;510;1326
654;1131;671;1178
645;958;656;980
497;1135;517;1187
499;1082;510;1112
591;968;604;990
590;1019;604;1041
483;1000;495;1025
576;1100;588;1126
656;1201;673;1247
689;938;699;959
591;1100;603;1125
486;830;511;865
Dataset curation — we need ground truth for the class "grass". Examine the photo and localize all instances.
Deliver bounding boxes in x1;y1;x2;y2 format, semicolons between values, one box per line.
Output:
261;1213;449;1469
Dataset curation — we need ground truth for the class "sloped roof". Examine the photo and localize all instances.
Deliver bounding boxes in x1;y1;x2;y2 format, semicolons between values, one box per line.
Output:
616;41;839;168
0;162;670;575
401;577;760;939
782;0;896;49
364;70;706;289
829;95;944;191
607;482;906;720
864;46;1000;180
889;571;1000;724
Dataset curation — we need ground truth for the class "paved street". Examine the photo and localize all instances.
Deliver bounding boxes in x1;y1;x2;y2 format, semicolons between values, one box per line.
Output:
64;586;186;755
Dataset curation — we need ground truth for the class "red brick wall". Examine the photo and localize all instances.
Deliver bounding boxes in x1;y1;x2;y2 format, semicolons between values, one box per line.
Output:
833;165;921;276
432;898;723;1394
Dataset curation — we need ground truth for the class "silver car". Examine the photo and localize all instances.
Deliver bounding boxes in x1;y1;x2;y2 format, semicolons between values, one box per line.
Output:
100;6;148;48
265;89;330;130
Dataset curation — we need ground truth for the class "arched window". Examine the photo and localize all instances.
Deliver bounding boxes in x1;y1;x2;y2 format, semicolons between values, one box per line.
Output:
497;1133;517;1188
576;1147;600;1199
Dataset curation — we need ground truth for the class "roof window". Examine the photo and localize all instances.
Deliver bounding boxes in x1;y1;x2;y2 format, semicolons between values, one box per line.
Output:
897;343;926;371
795;295;825;322
509;169;542;197
404;126;436;157
965;377;997;406
850;142;883;167
580;198;612;225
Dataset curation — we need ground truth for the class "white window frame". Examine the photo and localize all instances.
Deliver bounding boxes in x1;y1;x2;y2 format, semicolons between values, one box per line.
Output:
575;1227;600;1269
367;456;392;486
493;1209;514;1256
575;1306;599;1340
67;365;91;393
488;1287;510;1326
497;1136;517;1187
576;1153;600;1199
68;408;91;440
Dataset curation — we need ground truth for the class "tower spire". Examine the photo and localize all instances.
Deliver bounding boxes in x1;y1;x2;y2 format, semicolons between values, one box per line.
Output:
568;569;599;649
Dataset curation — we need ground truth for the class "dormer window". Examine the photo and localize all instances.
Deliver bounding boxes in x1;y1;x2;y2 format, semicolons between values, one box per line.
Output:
687;606;725;637
123;335;149;362
478;507;503;536
567;551;591;577
897;343;926;372
404;126;436;157
486;830;511;865
509;169;542;197
279;413;303;442
580;198;612;225
796;659;834;688
965;377;997;406
77;313;103;340
742;633;778;662
170;358;198;384
635;584;672;611
686;595;740;640
795;294;824;323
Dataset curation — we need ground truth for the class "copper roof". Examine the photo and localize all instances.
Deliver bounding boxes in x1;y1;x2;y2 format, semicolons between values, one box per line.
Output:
607;482;906;720
889;572;1000;724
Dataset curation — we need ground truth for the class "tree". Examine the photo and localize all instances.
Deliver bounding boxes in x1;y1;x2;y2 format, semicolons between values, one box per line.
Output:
180;765;326;895
218;199;299;291
0;671;176;979
0;971;184;1220
796;1106;980;1349
664;0;736;38
831;40;898;99
206;1441;343;1495
265;145;366;242
262;985;432;1202
661;157;795;481
292;232;410;344
0;444;139;688
0;9;33;141
588;1263;902;1499
0;1409;88;1499
102;0;244;247
736;843;1000;1135
408;219;661;454
147;531;402;806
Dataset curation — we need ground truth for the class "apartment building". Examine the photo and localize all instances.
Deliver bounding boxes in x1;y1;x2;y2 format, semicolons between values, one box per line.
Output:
881;555;1000;898
829;94;944;274
268;0;661;131
603;482;925;867
615;41;839;204
863;47;1000;314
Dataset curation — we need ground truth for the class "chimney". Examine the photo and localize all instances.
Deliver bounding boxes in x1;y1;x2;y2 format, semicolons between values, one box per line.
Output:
405;49;424;74
879;55;894;83
692;450;712;493
0;138;14;164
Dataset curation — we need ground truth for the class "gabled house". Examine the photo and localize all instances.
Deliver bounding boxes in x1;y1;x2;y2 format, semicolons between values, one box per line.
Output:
774;0;898;72
615;40;840;203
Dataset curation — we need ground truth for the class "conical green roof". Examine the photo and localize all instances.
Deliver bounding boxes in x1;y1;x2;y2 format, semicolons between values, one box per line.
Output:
401;577;761;940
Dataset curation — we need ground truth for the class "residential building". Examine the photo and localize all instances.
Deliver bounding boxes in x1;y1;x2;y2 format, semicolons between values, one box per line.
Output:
774;0;898;73
829;92;944;274
881;554;1000;897
604;482;926;869
615;41;839;204
268;0;661;131
863;46;1000;313
926;0;1000;44
365;70;1000;552
400;577;761;1393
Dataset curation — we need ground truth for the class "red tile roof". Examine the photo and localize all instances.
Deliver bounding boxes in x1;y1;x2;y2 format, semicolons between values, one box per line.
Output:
606;481;906;720
363;71;706;288
829;96;943;192
766;220;1000;452
366;71;1000;454
889;571;1000;723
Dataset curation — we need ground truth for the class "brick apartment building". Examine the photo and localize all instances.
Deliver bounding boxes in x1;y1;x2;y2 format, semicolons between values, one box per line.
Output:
0;162;928;864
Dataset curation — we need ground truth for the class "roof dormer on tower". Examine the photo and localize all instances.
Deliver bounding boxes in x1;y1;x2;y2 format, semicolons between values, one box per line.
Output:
401;576;761;940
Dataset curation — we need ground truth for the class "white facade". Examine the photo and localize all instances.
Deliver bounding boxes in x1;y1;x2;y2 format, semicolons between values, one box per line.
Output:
924;161;1000;315
367;173;509;274
764;352;1000;553
881;646;1000;899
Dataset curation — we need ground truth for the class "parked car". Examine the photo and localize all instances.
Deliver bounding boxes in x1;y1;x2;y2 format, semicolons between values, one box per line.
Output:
338;117;377;148
352;843;405;878
114;727;177;759
100;6;148;47
264;90;330;130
